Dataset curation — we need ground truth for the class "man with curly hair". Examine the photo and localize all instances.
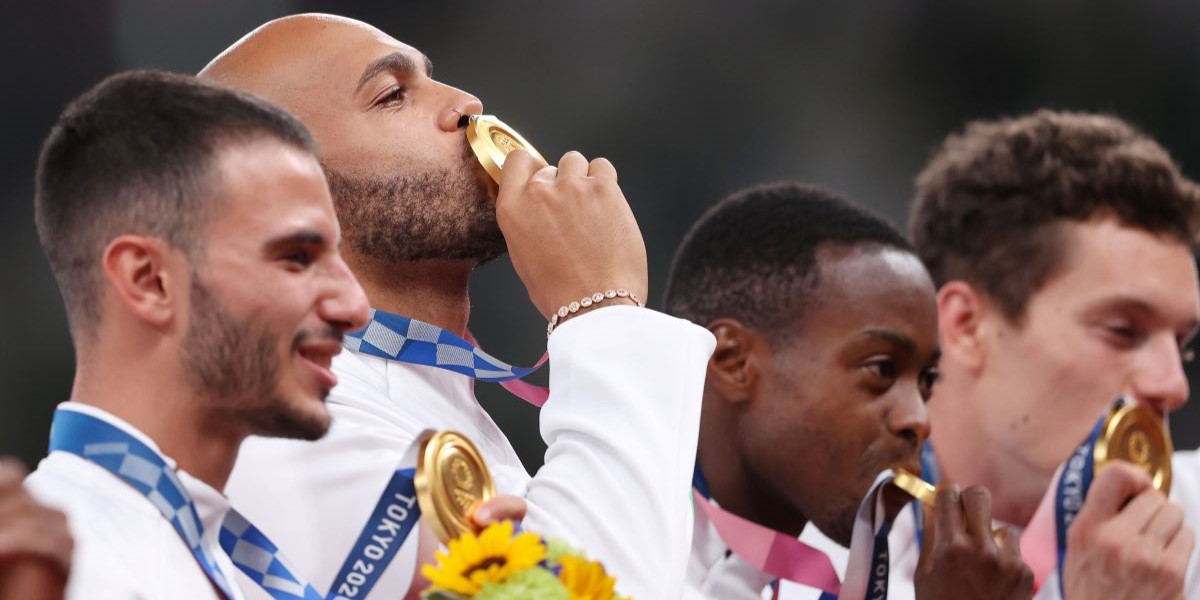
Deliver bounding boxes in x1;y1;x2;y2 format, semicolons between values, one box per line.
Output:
890;110;1200;599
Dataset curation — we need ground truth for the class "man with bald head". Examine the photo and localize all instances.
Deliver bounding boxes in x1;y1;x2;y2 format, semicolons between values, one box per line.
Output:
203;14;715;600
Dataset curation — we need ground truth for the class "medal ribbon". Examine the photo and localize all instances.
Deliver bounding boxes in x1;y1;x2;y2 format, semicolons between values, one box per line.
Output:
48;407;240;600
220;438;426;600
345;309;549;406
839;471;898;600
1047;416;1105;599
49;406;427;600
694;467;897;599
908;443;941;549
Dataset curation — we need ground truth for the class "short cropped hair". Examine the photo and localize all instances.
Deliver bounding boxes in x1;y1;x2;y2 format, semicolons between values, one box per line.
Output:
35;69;317;335
664;182;912;339
911;109;1200;321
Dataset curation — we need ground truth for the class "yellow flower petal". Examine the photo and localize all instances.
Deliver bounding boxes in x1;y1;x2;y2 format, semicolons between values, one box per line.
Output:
421;521;548;596
558;555;627;600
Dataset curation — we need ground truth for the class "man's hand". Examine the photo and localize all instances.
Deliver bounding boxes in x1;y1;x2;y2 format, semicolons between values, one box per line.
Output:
495;150;648;321
471;494;527;529
915;484;1033;600
0;458;71;599
1063;462;1193;600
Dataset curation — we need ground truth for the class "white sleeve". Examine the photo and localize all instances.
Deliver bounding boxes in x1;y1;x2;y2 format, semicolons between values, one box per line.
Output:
523;305;716;600
1171;451;1200;600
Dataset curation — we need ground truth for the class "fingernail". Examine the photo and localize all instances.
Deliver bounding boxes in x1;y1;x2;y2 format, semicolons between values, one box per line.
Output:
943;484;960;503
474;506;492;524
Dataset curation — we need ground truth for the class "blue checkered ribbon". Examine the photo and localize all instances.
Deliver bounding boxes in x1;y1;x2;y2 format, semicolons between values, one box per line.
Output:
48;408;240;600
345;309;542;382
219;451;424;600
219;510;323;600
49;407;426;600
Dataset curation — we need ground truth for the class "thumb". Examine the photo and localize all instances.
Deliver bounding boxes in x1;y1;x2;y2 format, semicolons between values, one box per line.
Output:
1072;462;1152;529
470;494;527;528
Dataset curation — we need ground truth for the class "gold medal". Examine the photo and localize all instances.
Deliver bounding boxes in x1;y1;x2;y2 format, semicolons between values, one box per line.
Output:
1093;402;1173;495
465;115;549;183
415;430;497;544
893;469;937;507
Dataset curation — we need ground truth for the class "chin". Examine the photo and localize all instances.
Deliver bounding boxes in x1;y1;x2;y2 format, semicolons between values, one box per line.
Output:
251;392;333;441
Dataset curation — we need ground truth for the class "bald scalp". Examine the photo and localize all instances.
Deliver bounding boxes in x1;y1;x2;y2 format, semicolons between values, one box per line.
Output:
199;13;386;114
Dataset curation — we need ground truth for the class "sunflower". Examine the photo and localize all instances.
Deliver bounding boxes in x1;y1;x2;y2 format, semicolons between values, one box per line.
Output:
557;555;627;600
421;520;547;595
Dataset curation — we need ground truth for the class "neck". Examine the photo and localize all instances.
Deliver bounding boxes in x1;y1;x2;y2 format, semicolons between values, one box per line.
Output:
70;350;245;491
928;372;1046;525
346;253;474;336
698;404;808;537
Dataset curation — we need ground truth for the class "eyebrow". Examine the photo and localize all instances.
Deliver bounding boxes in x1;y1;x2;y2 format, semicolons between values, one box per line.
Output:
263;230;327;253
354;51;434;95
857;328;917;353
857;328;942;365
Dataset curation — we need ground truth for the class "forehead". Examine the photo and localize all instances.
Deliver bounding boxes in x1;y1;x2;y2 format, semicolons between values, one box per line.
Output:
799;245;938;341
295;22;426;98
1033;218;1200;325
205;140;337;243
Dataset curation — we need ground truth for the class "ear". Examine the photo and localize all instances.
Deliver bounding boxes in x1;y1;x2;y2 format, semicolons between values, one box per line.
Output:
936;280;989;373
101;235;178;328
706;318;768;406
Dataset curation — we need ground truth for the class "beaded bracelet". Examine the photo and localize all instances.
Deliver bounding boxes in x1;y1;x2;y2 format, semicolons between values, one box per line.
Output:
547;288;644;337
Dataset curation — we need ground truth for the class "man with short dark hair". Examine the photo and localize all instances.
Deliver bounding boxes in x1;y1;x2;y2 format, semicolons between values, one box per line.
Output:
900;110;1200;599
668;182;1033;600
25;69;371;598
201;13;715;600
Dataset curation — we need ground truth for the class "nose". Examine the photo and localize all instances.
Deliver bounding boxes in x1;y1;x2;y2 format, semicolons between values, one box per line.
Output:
319;259;371;334
1128;335;1190;415
437;83;484;132
889;388;932;445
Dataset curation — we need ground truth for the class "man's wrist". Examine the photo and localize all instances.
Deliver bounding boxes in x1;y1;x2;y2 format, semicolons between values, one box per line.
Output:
547;289;644;337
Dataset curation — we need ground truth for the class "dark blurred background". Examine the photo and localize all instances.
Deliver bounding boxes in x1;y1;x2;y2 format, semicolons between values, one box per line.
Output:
4;0;1200;471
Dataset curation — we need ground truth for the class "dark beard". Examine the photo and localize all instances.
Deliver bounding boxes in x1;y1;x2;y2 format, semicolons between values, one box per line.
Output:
325;155;507;264
182;277;329;441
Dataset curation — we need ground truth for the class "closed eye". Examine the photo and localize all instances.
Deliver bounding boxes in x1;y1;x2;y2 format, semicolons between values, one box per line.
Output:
282;249;314;268
373;86;408;109
1099;322;1147;349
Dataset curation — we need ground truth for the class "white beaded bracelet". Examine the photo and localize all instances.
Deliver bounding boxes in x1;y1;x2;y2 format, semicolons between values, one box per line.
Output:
546;288;644;337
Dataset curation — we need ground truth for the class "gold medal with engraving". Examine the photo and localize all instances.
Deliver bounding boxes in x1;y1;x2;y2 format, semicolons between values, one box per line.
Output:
893;469;937;507
415;430;497;544
465;114;549;183
1093;402;1172;495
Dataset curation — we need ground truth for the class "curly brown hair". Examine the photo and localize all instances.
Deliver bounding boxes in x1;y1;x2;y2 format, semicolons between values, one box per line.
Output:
910;109;1200;321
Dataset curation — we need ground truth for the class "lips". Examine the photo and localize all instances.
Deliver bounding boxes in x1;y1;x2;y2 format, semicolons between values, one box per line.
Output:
297;339;343;391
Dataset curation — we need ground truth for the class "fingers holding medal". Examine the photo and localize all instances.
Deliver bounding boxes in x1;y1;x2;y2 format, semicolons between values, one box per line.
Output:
480;117;648;322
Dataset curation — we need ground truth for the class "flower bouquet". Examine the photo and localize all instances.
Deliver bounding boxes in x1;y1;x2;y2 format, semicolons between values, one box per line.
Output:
420;520;629;600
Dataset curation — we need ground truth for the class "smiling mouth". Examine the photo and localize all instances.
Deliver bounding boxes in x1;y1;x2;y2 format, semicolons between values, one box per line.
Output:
298;347;334;370
295;338;343;391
